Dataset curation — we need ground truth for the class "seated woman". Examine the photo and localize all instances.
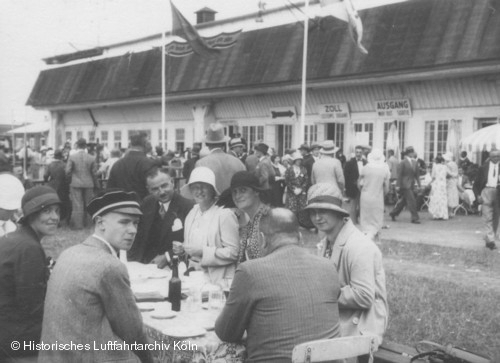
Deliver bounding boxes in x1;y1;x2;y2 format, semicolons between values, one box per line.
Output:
180;167;239;285
230;171;271;263
0;186;61;361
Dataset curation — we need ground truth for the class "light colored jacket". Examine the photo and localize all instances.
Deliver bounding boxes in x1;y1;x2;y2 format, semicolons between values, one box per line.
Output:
184;204;239;284
195;149;245;194
318;219;388;347
311;156;345;192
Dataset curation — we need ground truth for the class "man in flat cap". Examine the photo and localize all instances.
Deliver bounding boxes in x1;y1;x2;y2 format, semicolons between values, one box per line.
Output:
39;189;153;363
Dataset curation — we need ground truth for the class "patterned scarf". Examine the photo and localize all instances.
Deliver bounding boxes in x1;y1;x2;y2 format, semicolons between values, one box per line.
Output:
238;204;271;263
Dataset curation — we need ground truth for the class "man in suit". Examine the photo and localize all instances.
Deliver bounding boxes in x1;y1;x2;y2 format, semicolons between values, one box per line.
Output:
129;167;194;266
107;133;158;200
65;138;99;229
473;149;500;250
195;123;245;193
253;143;275;190
215;208;341;362
343;145;367;224
228;137;246;164
386;149;399;181
390;146;421;224
182;145;200;181
39;190;153;363
45;149;71;224
299;144;315;183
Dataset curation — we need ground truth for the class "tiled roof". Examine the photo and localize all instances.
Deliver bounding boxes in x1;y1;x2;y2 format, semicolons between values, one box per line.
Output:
27;0;500;108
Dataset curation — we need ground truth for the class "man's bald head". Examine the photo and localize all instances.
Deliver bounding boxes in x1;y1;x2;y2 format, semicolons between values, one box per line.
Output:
259;208;300;255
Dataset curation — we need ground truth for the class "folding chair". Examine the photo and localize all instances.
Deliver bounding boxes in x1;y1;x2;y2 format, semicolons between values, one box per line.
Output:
420;195;430;211
453;200;468;216
292;335;377;363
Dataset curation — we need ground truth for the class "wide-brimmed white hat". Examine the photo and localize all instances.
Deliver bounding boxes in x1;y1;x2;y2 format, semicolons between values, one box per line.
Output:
303;183;349;217
292;151;303;161
367;148;385;164
181;166;220;199
320;140;339;154
0;174;25;210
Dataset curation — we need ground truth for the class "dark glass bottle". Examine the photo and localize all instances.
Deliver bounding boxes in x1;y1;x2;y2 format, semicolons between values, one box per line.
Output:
168;256;181;311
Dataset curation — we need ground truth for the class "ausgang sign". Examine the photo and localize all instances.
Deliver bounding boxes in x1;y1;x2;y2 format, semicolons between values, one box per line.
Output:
318;103;350;121
375;99;411;118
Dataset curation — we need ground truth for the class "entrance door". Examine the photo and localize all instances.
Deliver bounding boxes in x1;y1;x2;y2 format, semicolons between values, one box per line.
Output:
326;123;345;152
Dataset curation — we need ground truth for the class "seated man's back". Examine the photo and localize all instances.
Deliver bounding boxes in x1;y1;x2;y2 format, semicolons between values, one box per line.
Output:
215;208;341;362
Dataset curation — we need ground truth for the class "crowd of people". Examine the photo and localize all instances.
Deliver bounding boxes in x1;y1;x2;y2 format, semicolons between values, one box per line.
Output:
0;121;493;362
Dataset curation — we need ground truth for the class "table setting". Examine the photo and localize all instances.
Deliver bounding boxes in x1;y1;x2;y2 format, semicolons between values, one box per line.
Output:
126;262;246;363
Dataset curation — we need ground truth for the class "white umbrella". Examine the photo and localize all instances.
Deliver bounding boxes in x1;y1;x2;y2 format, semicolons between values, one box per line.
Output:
386;121;400;159
460;123;500;152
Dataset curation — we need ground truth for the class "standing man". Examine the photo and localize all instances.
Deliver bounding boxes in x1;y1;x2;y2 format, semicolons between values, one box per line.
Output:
39;190;153;363
390;146;421;224
228;137;246;164
182;145;201;182
65;138;99;229
253;143;276;190
129;167;194;266
311;143;321;162
344;145;367;224
306;183;388;356
195;123;245;194
473;149;500;250
299;144;315;184
311;140;345;194
45;149;71;225
107;133;158;199
215;208;341;362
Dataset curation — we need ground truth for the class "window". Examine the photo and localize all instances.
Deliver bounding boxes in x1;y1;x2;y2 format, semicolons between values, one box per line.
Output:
158;129;167;146
383;121;406;155
76;131;83;140
88;130;96;143
101;131;108;147
128;130;151;141
242;126;265;150
304;125;318;145
114;130;122;149
65;131;72;142
354;122;373;147
175;128;185;153
424;119;462;164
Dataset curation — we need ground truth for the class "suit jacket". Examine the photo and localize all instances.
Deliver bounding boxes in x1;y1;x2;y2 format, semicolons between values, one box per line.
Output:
387;156;399;180
107;150;158;199
302;154;315;183
245;154;259;173
44;159;68;193
129;193;194;263
39;236;151;363
344;158;367;198
311;157;345;192
397;157;421;190
473;162;496;197
254;156;276;189
215;245;341;362
0;226;48;358
65;150;98;188
318;220;388;347
195;149;245;194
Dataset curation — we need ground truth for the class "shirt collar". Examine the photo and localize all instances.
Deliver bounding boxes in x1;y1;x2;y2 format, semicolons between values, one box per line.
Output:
92;234;118;258
160;200;171;211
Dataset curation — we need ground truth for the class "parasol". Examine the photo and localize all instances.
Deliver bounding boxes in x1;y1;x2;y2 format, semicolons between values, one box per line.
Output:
460;123;500;152
386;121;400;159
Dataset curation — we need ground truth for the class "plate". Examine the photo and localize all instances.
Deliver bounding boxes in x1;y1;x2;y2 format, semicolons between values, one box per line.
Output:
137;302;156;312
150;310;178;319
162;326;206;338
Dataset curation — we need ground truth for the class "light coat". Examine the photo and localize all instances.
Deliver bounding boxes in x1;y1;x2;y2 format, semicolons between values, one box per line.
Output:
311;156;345;192
317;219;388;347
195;149;245;193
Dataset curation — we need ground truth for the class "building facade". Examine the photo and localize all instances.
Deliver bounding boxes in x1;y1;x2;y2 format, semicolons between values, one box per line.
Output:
27;0;500;163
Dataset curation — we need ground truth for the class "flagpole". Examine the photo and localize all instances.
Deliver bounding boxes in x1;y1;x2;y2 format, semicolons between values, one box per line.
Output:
161;30;166;152
298;0;309;148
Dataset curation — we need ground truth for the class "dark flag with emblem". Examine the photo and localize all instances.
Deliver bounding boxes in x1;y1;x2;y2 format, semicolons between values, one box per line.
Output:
166;0;241;57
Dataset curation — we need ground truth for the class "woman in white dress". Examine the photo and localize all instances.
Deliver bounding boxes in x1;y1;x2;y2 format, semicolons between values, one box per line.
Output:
359;148;390;240
444;152;459;216
428;155;448;220
180;167;239;285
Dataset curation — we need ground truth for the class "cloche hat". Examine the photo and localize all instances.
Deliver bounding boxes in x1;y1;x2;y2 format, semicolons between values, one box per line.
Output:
303;183;349;217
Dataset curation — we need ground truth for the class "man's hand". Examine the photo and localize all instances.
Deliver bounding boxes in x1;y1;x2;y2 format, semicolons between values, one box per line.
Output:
150;255;169;269
172;241;184;255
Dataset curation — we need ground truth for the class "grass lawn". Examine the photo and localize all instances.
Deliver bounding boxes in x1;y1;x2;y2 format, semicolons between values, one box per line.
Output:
43;227;500;361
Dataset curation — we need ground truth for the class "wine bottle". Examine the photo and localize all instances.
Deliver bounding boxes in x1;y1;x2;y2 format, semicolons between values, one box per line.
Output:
168;256;181;311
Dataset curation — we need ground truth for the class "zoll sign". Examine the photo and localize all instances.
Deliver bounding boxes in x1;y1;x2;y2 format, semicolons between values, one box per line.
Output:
318;103;350;121
375;99;411;118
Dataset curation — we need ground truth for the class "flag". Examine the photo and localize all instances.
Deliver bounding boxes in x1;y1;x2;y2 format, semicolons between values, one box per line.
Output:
319;0;368;54
169;0;219;57
165;30;242;57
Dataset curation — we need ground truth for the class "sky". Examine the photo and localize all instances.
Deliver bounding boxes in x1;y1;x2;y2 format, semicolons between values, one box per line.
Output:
0;0;286;126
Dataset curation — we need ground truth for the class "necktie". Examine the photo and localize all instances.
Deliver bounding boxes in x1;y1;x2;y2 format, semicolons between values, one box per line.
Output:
159;203;167;219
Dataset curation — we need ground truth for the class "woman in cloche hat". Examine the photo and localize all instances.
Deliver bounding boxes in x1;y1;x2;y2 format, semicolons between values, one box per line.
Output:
284;151;311;227
180;167;239;285
0;186;61;360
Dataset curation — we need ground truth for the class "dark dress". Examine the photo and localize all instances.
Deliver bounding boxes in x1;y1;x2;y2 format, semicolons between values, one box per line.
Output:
285;166;311;227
